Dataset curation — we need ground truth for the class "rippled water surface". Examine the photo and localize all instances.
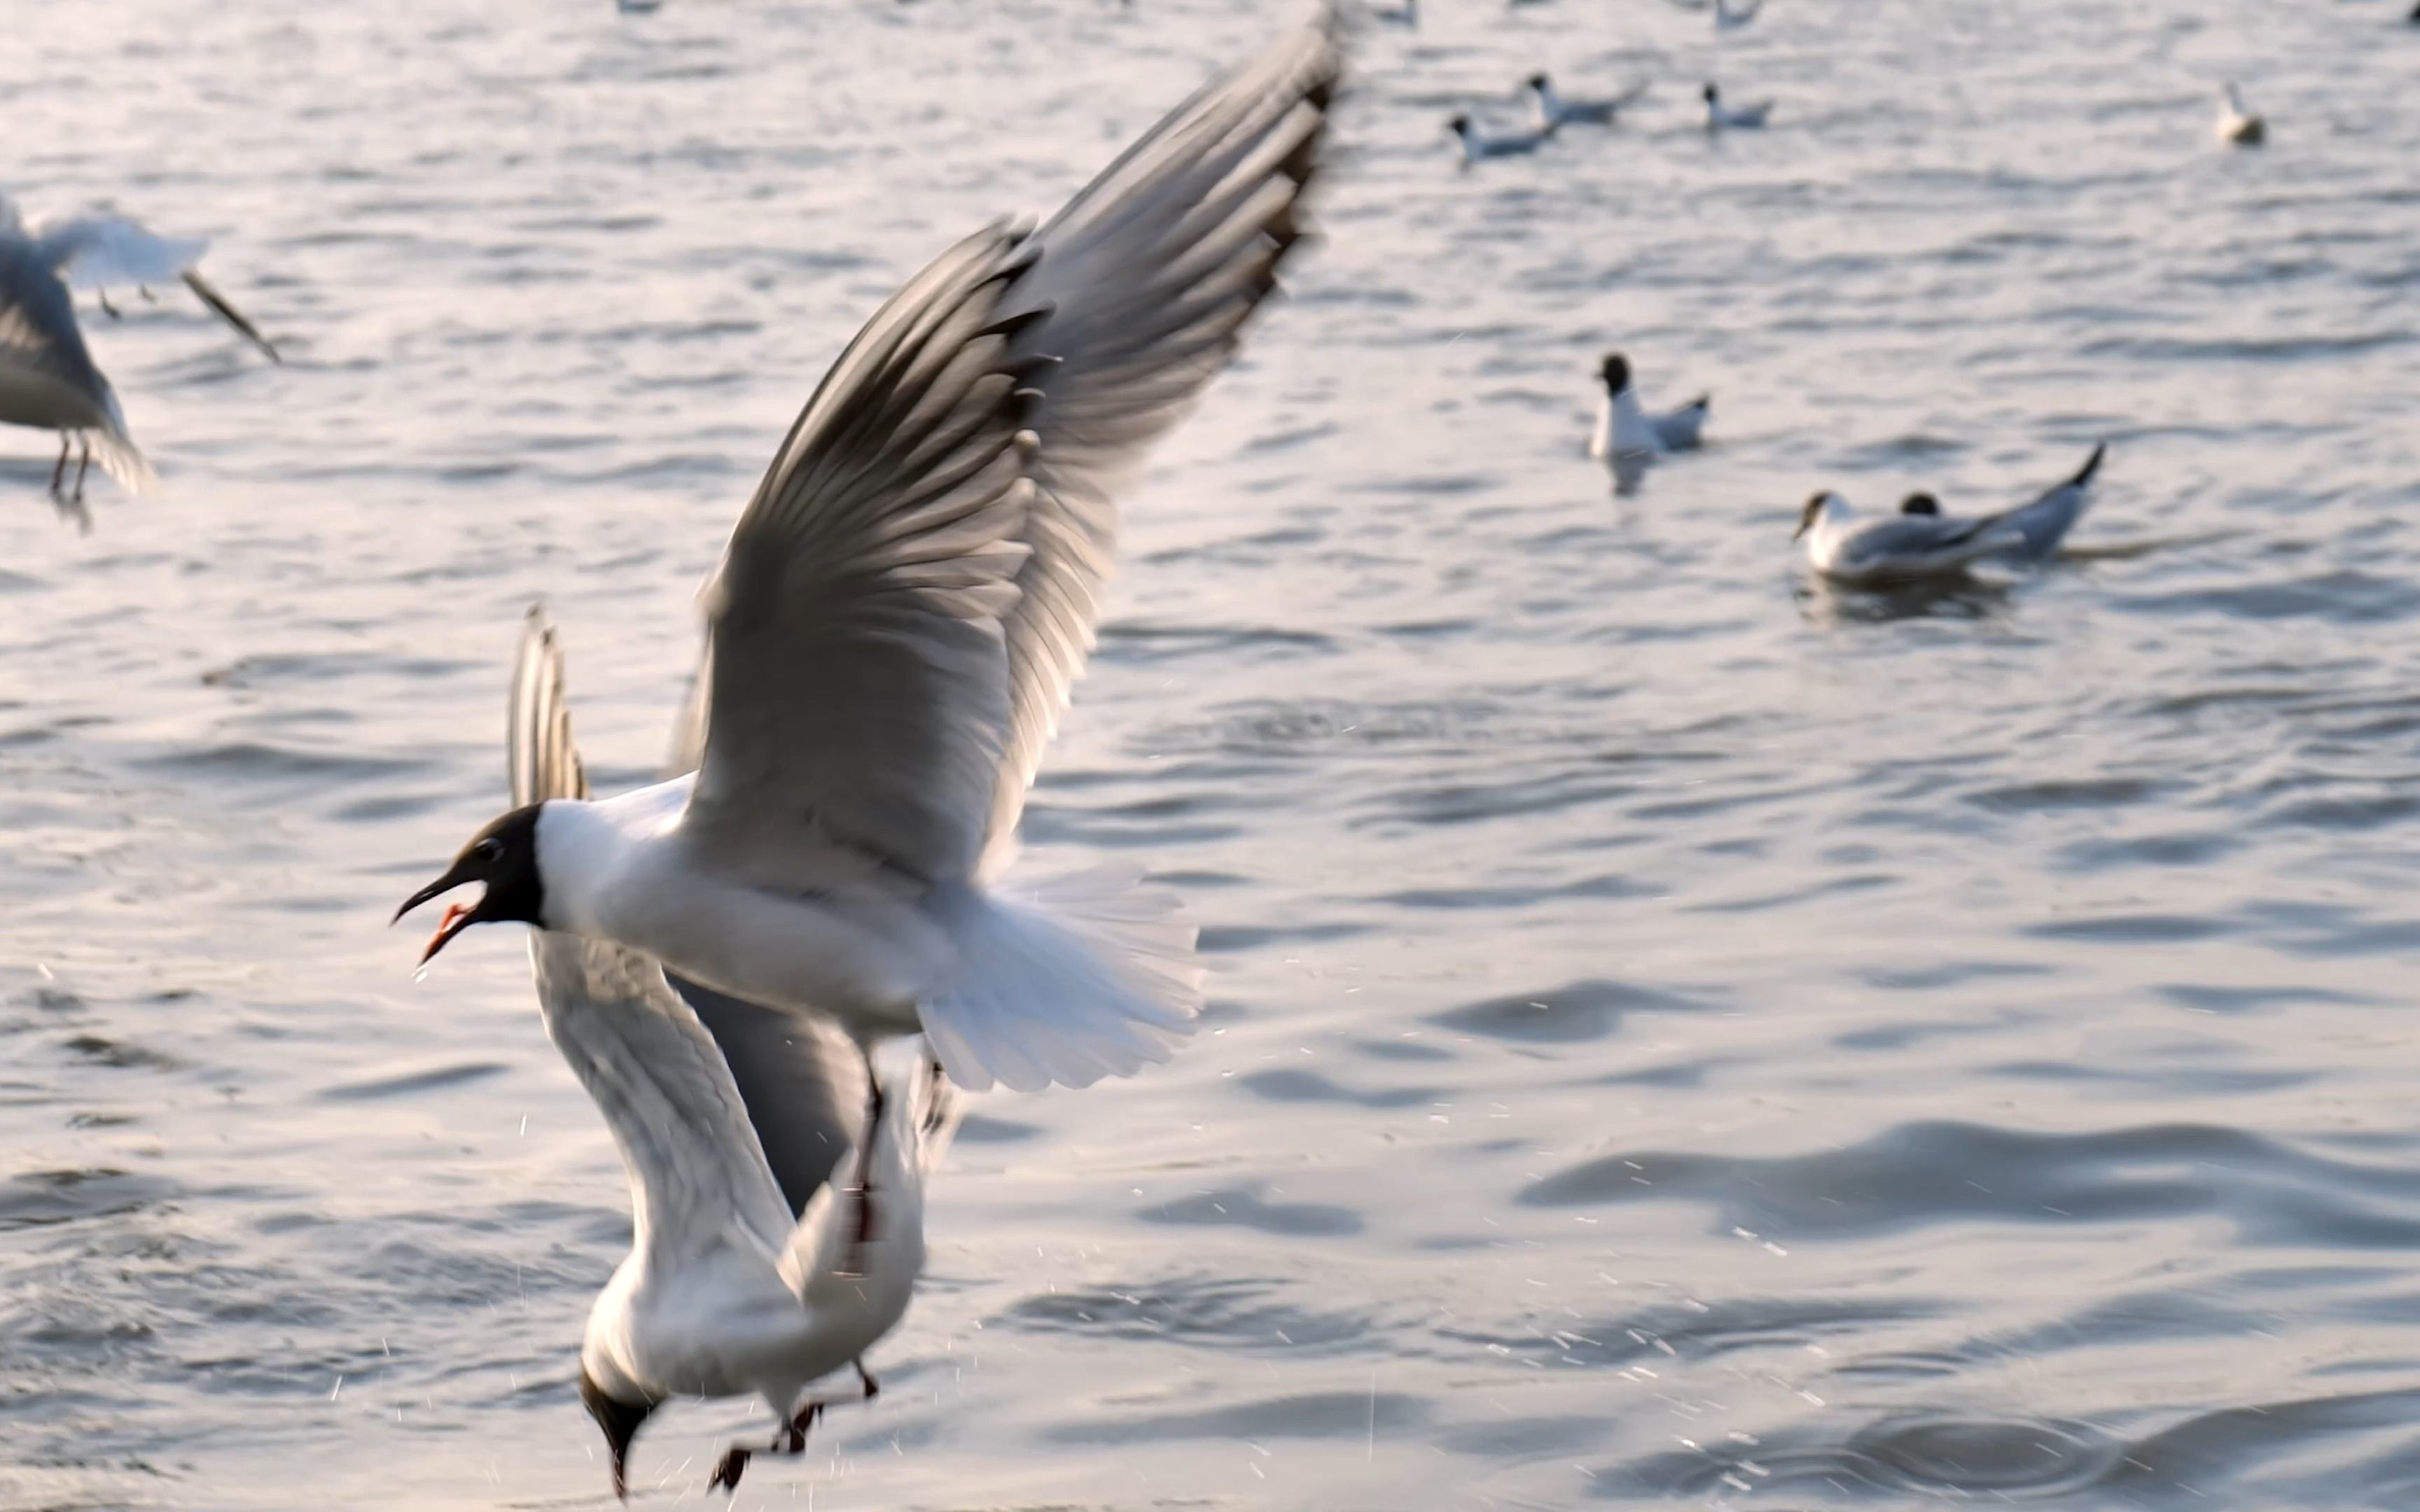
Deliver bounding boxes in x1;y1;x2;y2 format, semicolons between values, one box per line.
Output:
8;0;2420;1506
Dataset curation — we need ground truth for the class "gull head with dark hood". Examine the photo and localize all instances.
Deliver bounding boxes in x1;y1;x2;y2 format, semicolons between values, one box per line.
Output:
394;803;549;962
1795;491;1840;540
1901;491;1942;516
1599;351;1632;395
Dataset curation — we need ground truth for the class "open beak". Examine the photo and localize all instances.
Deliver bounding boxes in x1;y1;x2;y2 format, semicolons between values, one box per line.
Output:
394;867;480;963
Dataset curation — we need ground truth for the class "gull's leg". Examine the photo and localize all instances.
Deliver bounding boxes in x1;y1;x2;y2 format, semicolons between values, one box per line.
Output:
856;1360;879;1401
96;289;120;319
50;434;68;497
707;1402;827;1492
72;438;90;503
841;1045;884;1276
138;284;158;304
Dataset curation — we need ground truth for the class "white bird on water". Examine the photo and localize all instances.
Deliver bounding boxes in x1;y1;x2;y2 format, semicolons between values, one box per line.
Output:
2216;82;2265;146
1797;444;2108;583
1703;82;1774;130
506;608;957;1501
1674;0;1765;27
1366;0;1416;24
398;20;1338;1210
1894;443;2108;564
1525;72;1648;130
1587;351;1709;461
1447;111;1557;162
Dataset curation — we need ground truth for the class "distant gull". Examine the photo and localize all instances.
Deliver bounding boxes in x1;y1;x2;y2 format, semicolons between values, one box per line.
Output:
1448;111;1557;161
1366;0;1416;24
396;20;1337;1240
2217;82;2265;146
1587;352;1708;461
1;192;279;363
506;608;957;1502
1795;491;2024;584
1704;82;1774;130
1526;72;1648;130
0;218;153;524
1674;0;1765;27
1896;444;2108;564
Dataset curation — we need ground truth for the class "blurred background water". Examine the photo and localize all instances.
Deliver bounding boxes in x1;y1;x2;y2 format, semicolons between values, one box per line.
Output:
6;0;2420;1506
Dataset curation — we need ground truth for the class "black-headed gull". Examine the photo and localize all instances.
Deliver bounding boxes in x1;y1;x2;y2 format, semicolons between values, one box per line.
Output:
1795;491;2025;584
1894;444;2108;564
2217;83;2265;146
1587;351;1709;461
1525;72;1648;130
397;22;1337;1186
505;609;957;1501
1703;82;1774;130
1448;111;1557;162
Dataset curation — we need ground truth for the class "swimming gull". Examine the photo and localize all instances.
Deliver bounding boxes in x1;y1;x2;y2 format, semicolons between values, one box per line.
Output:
1703;82;1774;130
1587;351;1708;461
1525;72;1648;130
1893;444;2108;564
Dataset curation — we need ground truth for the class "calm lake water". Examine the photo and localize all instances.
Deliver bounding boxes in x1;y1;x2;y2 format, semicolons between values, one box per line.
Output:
7;0;2420;1507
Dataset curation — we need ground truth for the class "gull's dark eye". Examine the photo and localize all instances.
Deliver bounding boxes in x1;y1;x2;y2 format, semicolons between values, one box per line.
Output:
473;838;503;863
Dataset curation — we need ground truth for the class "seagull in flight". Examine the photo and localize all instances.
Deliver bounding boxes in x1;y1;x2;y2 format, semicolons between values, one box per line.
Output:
397;20;1338;1240
0;223;151;524
509;608;959;1502
1;192;280;362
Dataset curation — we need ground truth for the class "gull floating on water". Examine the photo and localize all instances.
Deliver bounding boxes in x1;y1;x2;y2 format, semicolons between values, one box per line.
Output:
2216;83;2265;146
1448;111;1557;161
1526;72;1648;130
1797;491;2022;584
398;22;1335;1218
1587;352;1708;461
1703;82;1774;130
506;608;956;1501
1674;0;1765;27
1365;0;1416;24
1896;443;2108;563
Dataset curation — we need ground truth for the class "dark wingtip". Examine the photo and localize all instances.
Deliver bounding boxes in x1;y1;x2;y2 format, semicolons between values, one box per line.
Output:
1682;393;1711;412
2069;441;2107;489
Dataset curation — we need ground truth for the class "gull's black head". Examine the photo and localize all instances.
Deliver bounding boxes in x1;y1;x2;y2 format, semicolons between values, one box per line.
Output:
1795;491;1836;540
1900;492;1942;517
1599;351;1632;394
580;1366;656;1502
1446;112;1473;134
1527;71;1551;90
393;803;547;963
1703;82;1720;102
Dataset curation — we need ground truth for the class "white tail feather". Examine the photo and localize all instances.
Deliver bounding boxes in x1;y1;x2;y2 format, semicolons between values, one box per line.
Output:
920;868;1202;1094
